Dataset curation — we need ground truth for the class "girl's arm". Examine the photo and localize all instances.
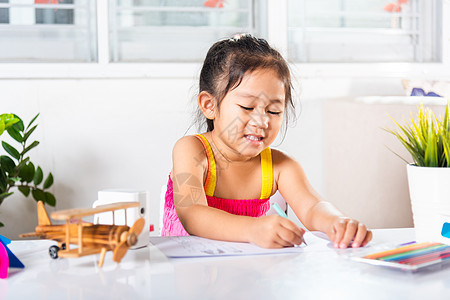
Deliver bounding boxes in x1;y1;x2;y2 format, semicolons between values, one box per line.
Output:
275;150;372;248
172;136;304;248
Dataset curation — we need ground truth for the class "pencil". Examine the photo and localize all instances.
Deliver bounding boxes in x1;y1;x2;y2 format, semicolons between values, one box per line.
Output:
364;242;441;259
271;203;307;246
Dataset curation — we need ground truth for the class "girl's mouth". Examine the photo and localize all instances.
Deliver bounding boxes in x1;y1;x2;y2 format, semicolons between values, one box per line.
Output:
244;135;264;142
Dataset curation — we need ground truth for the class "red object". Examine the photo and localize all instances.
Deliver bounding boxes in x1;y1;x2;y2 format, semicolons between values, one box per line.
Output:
384;0;408;13
384;3;399;12
203;0;225;8
35;0;61;4
149;224;154;232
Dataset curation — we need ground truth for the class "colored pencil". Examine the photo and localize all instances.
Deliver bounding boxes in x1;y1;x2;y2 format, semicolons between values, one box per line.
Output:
364;242;440;259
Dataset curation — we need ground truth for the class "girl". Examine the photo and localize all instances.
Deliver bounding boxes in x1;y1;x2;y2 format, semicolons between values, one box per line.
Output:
162;34;372;249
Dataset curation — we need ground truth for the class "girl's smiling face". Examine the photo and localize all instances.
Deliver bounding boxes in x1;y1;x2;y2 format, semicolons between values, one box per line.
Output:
210;68;285;161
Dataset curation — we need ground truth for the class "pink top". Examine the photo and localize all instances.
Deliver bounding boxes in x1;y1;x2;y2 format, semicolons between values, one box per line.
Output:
161;134;272;236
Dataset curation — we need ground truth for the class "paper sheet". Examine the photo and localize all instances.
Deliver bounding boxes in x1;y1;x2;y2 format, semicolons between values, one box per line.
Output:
149;231;332;258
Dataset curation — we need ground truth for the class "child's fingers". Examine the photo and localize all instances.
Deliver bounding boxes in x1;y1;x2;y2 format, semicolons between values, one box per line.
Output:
332;218;348;248
282;219;305;244
351;223;368;248
280;218;304;237
338;220;358;248
361;229;373;247
263;239;288;249
276;233;296;247
277;225;304;246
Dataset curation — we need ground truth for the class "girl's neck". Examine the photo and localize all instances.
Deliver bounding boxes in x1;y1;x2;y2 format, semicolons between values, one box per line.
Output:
207;131;256;164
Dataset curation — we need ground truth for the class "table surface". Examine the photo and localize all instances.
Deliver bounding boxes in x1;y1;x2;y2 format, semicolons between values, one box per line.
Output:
3;228;450;300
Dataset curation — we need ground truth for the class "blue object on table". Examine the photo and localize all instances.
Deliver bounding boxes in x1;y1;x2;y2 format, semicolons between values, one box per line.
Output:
0;235;25;269
410;88;441;97
441;222;450;238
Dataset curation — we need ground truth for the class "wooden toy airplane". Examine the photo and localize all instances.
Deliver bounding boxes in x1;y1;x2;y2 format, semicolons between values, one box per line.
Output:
20;201;145;267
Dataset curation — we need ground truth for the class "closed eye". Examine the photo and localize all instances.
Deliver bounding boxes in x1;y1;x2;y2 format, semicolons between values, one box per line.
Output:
239;105;282;115
239;105;253;111
268;111;282;115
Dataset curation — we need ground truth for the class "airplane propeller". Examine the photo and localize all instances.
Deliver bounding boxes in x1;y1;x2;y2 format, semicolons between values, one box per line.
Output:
112;218;145;263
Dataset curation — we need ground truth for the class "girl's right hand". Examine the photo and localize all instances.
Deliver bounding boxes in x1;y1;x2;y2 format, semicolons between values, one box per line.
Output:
248;215;305;248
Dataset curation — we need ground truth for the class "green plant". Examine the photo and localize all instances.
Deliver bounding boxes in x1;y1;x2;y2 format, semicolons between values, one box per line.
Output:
385;102;450;167
0;113;55;227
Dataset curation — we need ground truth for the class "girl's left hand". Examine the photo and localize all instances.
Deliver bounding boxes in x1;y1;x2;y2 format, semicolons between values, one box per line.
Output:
328;217;372;249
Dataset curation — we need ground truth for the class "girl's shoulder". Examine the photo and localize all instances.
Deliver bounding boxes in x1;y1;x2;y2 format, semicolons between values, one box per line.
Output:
172;134;208;168
270;148;305;183
173;134;206;155
173;134;203;149
270;148;297;166
271;148;307;186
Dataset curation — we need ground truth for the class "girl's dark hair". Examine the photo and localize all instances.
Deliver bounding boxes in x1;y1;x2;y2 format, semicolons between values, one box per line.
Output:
196;33;295;136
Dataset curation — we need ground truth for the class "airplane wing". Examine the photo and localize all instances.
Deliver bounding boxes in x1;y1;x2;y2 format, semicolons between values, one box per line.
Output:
19;232;47;238
50;202;140;221
58;247;106;258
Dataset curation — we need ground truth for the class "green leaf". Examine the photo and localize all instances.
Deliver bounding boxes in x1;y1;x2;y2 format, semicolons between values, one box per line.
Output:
0;192;13;200
21;141;39;157
18;186;30;197
43;172;53;189
12;115;24;132
0;155;16;174
0;114;20;135
0;170;6;191
7;126;23;143
23;125;37;143
34;166;43;185
2;141;20;160
26;113;40;130
9;177;21;183
31;188;46;202
19;162;35;183
14;157;30;176
45;192;56;206
386;102;450;167
0;121;4;136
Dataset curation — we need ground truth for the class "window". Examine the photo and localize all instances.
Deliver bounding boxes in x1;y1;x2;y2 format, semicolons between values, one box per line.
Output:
287;0;442;62
0;0;445;65
0;0;97;62
0;0;9;24
109;0;259;62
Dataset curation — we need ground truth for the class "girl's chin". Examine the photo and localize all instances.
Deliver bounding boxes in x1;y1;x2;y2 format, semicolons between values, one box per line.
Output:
236;138;267;154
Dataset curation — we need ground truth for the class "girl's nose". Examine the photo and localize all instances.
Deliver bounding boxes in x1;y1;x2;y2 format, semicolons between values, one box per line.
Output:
249;110;269;129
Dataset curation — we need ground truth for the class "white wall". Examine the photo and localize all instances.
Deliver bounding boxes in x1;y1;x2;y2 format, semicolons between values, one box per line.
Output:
0;77;195;238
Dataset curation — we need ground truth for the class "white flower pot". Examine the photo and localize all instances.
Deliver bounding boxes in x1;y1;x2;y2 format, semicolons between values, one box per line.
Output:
407;164;450;243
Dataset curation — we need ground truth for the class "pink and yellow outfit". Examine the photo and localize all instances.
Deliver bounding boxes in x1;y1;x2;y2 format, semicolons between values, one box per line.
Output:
161;134;273;236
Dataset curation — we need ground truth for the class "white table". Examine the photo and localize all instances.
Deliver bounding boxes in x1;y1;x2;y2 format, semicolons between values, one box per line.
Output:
3;228;450;300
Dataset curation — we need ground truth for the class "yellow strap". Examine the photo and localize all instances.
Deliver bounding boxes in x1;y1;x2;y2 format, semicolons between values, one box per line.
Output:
195;134;217;197
260;147;273;199
195;135;272;199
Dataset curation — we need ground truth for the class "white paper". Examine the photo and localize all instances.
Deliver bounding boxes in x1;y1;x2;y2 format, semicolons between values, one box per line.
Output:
303;231;335;252
149;231;332;258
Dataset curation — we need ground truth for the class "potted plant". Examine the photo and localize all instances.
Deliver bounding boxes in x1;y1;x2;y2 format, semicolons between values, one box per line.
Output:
386;102;450;243
0;113;55;228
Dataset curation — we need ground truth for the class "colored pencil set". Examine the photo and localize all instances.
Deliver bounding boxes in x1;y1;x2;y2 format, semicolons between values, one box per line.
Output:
354;242;450;271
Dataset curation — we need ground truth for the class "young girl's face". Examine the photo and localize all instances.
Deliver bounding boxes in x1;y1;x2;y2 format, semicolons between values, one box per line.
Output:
212;68;285;159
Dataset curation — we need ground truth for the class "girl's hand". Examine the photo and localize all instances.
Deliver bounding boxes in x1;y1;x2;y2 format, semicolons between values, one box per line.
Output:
328;217;372;249
248;215;305;248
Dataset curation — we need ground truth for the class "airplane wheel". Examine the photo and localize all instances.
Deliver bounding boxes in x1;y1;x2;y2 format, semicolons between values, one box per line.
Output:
49;245;60;259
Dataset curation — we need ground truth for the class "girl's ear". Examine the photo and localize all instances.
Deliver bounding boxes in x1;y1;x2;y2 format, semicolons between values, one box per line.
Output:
198;91;216;120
